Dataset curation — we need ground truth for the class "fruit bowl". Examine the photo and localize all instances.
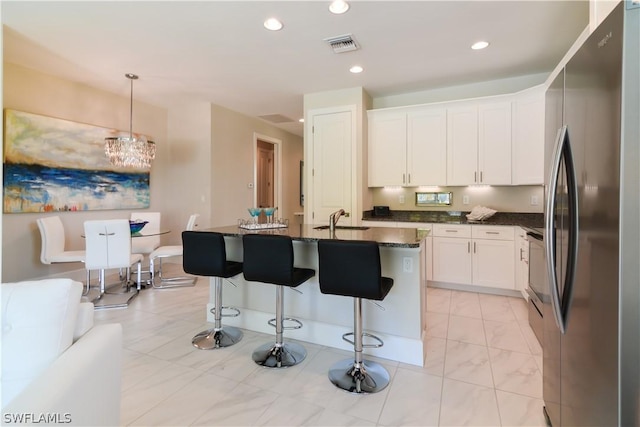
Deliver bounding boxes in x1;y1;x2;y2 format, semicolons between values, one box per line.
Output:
129;220;148;234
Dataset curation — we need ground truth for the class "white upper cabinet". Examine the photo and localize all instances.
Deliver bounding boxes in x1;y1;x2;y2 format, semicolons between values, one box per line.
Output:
512;85;545;185
368;106;446;187
478;100;512;185
368;110;407;187
407;107;447;185
368;88;547;188
447;98;512;185
446;104;478;185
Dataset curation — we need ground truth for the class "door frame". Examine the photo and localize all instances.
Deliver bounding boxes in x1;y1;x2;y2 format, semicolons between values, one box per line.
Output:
253;133;282;214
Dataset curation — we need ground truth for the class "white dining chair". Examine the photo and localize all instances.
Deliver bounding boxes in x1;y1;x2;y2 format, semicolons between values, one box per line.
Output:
149;213;199;288
84;219;143;309
130;211;161;282
37;216;90;295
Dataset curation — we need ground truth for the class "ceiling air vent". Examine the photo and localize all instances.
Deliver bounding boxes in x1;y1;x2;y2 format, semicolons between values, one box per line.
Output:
324;34;359;54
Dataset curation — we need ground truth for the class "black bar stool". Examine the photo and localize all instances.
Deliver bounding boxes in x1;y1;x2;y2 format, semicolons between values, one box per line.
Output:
317;239;394;393
242;234;315;368
182;231;243;349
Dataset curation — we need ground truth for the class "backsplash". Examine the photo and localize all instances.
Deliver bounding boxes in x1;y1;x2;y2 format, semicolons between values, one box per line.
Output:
371;185;544;213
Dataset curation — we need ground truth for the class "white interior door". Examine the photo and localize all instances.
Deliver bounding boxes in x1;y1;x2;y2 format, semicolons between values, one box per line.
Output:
311;110;353;225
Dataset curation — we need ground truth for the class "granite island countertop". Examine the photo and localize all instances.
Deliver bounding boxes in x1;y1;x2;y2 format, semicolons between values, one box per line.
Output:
362;210;544;229
202;224;427;248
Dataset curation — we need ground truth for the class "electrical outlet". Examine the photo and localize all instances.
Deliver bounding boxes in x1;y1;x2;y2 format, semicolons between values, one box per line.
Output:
403;257;413;273
462;195;470;205
399;195;405;204
530;195;539;206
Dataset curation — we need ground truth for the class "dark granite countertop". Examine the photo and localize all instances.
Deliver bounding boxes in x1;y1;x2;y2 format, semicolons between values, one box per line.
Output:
202;224;426;248
362;210;544;229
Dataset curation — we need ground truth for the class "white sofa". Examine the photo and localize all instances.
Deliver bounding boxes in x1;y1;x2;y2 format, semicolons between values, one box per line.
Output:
1;279;122;426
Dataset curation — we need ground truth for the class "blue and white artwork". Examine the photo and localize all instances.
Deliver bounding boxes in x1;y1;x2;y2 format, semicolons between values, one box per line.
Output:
3;109;151;213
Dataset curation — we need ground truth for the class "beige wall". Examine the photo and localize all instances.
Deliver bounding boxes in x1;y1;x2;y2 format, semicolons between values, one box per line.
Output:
2;64;303;283
210;104;303;227
164;101;213;241
2;63;168;283
370;185;544;214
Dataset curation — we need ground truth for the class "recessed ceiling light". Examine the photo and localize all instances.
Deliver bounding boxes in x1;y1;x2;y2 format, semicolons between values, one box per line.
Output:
264;18;283;31
329;0;350;14
298;118;304;123
471;41;489;50
349;65;363;74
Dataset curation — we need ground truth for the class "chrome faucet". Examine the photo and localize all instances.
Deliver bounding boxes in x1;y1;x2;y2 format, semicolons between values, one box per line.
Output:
329;209;346;234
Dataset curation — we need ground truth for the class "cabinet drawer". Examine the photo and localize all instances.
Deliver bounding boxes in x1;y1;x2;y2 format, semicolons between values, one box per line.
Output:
471;225;514;241
433;224;471;238
396;222;433;231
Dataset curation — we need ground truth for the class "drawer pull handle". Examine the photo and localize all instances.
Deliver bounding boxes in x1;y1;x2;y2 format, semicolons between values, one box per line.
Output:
486;231;500;235
445;230;458;233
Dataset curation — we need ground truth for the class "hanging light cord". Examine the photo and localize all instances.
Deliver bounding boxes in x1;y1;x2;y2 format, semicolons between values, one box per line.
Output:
125;73;138;140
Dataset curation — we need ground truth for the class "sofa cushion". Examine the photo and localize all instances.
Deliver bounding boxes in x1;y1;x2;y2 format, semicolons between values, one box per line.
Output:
73;302;94;342
1;279;82;407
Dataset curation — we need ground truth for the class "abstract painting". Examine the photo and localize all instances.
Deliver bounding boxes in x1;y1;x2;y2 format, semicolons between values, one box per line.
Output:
3;109;151;213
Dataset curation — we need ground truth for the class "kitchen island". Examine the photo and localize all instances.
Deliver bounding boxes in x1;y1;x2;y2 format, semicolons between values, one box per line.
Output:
200;224;428;366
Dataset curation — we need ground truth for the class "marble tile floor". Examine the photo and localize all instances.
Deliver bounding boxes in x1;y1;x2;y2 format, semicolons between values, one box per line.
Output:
90;264;546;427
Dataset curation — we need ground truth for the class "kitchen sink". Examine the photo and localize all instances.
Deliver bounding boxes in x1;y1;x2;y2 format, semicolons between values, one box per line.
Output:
313;225;370;231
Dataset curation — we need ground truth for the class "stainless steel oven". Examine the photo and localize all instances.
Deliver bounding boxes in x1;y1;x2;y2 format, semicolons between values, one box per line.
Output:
526;228;545;346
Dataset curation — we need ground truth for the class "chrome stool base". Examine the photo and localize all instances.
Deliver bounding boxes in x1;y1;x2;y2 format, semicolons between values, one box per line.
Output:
192;326;243;350
328;359;390;394
252;342;306;368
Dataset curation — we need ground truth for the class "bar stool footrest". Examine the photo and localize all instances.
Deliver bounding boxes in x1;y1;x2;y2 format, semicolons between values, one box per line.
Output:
268;317;303;330
328;358;390;393
341;331;384;348
252;341;306;368
192;325;243;350
209;306;241;318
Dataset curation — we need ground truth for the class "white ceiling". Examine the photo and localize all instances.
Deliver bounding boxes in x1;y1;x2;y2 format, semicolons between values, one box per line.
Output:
2;1;589;137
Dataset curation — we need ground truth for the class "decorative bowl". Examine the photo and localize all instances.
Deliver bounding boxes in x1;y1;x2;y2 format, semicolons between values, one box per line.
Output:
129;220;148;234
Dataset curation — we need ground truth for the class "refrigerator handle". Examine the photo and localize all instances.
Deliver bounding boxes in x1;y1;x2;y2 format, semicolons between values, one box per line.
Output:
562;126;579;332
545;125;567;334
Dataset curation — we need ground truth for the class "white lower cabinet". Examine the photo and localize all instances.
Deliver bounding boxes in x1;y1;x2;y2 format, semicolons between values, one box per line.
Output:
432;224;516;291
515;227;529;298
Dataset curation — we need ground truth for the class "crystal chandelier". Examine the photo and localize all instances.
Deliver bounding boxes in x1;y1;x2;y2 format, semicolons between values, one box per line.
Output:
105;73;156;169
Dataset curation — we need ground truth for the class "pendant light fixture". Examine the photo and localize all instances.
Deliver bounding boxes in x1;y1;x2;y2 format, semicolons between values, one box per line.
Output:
104;73;156;169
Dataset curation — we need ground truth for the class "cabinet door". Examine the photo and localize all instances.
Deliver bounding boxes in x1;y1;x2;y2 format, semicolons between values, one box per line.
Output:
514;228;529;298
447;104;478;185
312;111;353;225
478;100;512;185
513;87;545;184
407;108;447;186
472;239;515;289
368;111;407;187
432;236;472;284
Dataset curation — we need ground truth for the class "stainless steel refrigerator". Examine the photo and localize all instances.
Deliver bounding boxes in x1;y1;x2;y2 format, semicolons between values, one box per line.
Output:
543;2;639;426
